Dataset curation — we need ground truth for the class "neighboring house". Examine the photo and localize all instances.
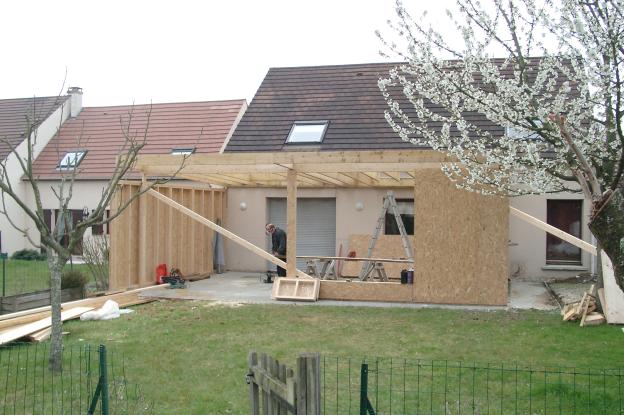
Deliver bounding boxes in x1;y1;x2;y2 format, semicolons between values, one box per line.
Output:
28;97;247;255
0;90;81;254
222;62;592;281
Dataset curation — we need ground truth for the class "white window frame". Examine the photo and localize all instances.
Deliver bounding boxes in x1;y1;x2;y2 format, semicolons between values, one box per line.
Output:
285;121;329;144
57;151;86;171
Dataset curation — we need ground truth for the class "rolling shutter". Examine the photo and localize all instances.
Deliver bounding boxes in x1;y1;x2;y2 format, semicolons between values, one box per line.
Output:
267;198;336;270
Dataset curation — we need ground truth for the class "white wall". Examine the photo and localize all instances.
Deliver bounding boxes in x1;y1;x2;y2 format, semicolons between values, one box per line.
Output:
0;99;72;254
509;193;592;280
226;187;593;281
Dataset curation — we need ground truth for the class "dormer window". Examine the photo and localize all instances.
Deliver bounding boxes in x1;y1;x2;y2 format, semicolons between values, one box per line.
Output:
171;147;196;156
57;151;86;171
285;121;329;144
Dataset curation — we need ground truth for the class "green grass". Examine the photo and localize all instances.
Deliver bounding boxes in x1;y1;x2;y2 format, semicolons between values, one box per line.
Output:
0;260;89;297
40;302;624;414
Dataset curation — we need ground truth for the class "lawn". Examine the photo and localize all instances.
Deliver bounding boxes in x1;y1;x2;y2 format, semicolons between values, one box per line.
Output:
27;301;621;414
0;259;90;297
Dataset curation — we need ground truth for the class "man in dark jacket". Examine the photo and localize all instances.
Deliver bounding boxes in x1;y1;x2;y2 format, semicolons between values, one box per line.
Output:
265;223;287;276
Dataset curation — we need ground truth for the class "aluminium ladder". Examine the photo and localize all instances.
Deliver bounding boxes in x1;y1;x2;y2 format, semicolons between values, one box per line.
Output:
358;191;414;281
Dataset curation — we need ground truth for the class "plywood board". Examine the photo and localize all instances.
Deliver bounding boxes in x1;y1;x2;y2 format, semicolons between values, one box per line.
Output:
319;280;412;302
271;278;320;301
341;235;415;278
412;170;508;306
601;251;624;324
109;183;225;291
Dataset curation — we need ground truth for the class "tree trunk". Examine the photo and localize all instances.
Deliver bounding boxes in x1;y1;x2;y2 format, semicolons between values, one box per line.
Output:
47;252;68;372
589;185;624;292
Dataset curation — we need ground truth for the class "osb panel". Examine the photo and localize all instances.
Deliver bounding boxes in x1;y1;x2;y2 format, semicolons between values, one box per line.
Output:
412;170;508;306
319;280;412;302
109;183;224;291
341;235;414;278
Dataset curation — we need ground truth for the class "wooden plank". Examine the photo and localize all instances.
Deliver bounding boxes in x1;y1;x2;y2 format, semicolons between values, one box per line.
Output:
287;169;298;278
583;313;606;326
0;307;92;346
598;288;607;315
580;284;596;327
147;189;313;280
510;206;597;256
319;280;413;303
248;352;260;415
298;255;414;263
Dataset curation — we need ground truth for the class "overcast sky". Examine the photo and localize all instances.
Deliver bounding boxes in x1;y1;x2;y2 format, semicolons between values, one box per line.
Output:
1;0;456;107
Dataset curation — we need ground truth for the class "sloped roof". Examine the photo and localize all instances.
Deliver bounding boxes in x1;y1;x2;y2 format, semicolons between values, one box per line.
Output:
0;96;69;160
31;100;246;180
225;61;550;152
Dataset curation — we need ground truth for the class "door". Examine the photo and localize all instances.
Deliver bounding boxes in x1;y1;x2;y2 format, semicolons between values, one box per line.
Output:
267;198;336;270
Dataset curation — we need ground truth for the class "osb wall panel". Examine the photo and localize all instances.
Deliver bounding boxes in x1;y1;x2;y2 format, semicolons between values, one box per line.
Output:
109;183;225;290
341;235;414;278
319;280;412;302
412;170;508;305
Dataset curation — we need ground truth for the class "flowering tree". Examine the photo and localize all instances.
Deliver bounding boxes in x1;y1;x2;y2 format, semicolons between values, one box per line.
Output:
378;0;624;291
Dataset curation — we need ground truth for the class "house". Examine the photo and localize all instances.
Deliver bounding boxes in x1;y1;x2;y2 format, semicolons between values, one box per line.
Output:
28;97;247;255
218;63;593;283
0;89;81;254
122;62;593;306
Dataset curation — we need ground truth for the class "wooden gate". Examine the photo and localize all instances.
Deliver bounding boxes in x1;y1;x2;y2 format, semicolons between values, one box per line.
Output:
247;352;320;415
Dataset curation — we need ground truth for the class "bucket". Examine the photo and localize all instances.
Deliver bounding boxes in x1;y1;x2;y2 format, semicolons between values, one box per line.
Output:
407;269;414;284
400;269;408;284
156;264;168;284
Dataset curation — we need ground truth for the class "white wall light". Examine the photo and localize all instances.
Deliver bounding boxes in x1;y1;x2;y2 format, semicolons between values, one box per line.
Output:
239;202;248;211
355;202;364;211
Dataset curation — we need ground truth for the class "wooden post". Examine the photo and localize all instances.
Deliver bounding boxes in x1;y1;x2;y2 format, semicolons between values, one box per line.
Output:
287;169;297;278
297;353;320;415
248;352;260;415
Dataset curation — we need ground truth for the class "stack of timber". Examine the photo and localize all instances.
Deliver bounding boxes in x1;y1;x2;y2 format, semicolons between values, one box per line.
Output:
561;285;606;326
0;285;161;344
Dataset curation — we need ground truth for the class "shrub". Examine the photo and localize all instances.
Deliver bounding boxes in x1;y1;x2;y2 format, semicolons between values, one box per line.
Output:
11;249;46;261
61;269;87;290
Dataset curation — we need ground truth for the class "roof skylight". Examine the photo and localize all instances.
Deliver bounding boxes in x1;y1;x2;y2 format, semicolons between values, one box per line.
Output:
57;151;86;171
285;121;329;144
171;147;196;156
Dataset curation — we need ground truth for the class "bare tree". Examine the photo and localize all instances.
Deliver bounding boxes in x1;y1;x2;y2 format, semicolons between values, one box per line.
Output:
0;95;184;370
378;0;624;291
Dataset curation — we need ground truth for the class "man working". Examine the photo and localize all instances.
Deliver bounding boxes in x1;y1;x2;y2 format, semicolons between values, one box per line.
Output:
265;223;287;277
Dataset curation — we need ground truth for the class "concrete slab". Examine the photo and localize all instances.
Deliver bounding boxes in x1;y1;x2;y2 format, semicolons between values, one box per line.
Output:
141;272;557;311
508;280;558;311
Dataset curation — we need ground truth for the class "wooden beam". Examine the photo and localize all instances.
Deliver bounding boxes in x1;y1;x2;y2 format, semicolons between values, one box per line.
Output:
147;189;313;279
509;206;597;255
342;172;378;186
287;169;297;278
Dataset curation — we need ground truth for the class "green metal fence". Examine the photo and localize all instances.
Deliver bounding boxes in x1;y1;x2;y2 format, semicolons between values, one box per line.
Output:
0;342;152;414
320;356;624;415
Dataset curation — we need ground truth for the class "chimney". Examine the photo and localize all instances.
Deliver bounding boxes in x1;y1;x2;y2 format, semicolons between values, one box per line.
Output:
67;87;83;117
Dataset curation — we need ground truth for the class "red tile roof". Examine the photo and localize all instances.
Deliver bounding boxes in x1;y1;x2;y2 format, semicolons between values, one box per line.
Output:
32;100;246;180
0;96;69;160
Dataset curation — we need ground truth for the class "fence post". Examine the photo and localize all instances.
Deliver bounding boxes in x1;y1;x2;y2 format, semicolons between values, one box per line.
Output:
1;252;6;297
99;344;109;415
360;363;375;415
297;353;320;415
247;351;260;415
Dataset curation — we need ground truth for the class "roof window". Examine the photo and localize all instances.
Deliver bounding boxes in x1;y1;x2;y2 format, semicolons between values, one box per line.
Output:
57;151;86;171
286;121;329;144
171;147;196;156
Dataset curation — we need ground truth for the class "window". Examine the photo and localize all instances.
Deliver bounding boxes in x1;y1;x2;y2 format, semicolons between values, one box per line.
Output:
546;199;582;265
91;210;110;235
171;147;195;156
384;198;414;236
42;209;84;255
57;151;86;170
285;121;329;143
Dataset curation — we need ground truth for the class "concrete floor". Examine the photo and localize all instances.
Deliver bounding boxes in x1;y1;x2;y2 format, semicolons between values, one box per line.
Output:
140;272;560;311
